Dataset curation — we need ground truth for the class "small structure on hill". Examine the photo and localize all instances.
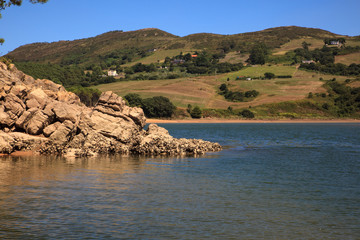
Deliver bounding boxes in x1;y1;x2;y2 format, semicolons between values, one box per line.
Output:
302;60;315;64
107;70;118;77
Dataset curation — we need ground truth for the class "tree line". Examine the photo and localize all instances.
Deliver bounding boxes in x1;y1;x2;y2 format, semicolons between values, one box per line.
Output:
219;83;259;102
324;80;360;116
124;94;176;118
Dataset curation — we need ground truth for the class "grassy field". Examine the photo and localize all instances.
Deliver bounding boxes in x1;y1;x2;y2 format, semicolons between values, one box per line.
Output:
96;65;354;111
272;38;325;55
219;52;249;64
122;49;194;66
220;65;297;79
335;52;360;65
346;40;360;47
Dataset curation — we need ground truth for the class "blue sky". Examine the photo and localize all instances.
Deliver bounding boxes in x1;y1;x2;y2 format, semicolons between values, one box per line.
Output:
0;0;359;55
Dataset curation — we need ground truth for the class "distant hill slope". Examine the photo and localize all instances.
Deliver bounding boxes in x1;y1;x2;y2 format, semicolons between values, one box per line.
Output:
6;28;178;65
6;26;347;66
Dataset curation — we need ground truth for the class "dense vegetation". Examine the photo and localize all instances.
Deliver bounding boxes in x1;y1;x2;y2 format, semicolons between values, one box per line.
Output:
294;45;360;65
324;80;360;116
67;86;102;107
166;51;243;74
300;62;360;76
219;83;259;102
15;62;117;87
124;93;176;118
247;43;269;65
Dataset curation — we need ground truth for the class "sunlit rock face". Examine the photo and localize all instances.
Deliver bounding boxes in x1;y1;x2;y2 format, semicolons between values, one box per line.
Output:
0;62;221;157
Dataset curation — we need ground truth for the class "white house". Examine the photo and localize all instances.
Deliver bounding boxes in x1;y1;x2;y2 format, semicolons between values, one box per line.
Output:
108;70;118;77
302;60;315;64
330;40;340;45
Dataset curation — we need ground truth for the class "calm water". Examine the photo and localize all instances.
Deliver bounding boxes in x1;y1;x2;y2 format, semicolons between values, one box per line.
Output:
0;123;359;239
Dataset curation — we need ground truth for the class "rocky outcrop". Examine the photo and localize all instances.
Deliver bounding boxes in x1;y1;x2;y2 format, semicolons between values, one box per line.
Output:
0;62;221;157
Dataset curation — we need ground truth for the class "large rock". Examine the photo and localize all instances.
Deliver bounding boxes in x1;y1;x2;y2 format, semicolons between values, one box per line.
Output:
0;62;221;156
48;102;82;123
4;93;26;117
28;88;49;109
0;132;15;153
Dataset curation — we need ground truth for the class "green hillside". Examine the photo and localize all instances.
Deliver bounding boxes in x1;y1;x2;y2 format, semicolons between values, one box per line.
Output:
4;26;360;119
6;28;179;65
6;26;346;67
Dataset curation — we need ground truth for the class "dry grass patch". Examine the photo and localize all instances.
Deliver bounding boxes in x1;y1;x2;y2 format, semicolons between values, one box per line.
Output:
95;68;353;110
272;38;325;55
335;52;360;65
219;52;249;64
122;49;195;66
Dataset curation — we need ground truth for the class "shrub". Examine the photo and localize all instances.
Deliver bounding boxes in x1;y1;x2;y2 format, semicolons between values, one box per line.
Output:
68;86;101;107
124;93;143;107
190;106;202;118
142;96;176;118
240;109;255;118
264;72;275;79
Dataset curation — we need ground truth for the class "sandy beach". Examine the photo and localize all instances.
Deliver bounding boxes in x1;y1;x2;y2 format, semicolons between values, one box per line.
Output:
146;118;360;124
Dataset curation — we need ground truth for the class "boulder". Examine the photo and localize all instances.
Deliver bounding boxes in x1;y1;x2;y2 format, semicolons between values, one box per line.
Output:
43;121;61;137
26;98;40;109
49;120;74;143
0;132;14;153
4;93;25;117
28;88;49;109
24;109;51;135
0;105;16;126
46;101;81;123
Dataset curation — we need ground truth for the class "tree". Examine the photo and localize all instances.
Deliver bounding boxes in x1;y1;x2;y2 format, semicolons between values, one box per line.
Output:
68;86;101;107
190;106;202;119
142;96;176;118
219;83;228;93
240;109;255;118
187;104;192;114
302;41;311;50
124;93;143;107
1;0;48;44
248;43;268;65
264;72;275;79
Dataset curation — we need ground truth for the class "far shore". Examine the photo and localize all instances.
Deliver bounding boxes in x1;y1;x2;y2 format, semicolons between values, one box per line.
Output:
146;118;360;124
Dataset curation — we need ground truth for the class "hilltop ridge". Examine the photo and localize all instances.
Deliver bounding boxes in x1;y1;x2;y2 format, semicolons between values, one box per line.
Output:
5;26;347;66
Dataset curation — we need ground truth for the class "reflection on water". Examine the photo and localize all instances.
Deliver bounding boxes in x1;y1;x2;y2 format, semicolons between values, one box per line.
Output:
0;123;359;239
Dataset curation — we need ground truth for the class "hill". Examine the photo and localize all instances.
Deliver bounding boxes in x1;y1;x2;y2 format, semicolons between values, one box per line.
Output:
6;28;179;65
4;26;360;120
5;26;346;67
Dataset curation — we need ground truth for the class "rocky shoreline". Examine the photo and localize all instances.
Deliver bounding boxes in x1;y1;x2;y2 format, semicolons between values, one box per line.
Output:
0;62;221;157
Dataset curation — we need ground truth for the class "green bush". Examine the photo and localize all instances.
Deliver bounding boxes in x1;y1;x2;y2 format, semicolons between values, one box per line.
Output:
190;106;202;119
240;109;255;118
124;93;143;107
264;72;275;79
142;96;176;118
68;86;101;107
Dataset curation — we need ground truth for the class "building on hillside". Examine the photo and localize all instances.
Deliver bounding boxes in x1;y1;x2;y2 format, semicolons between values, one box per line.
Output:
171;59;185;64
330;40;340;45
302;60;315;64
191;55;198;58
108;70;118;77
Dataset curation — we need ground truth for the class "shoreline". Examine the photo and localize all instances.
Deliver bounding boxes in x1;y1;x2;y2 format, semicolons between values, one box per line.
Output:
146;118;360;124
